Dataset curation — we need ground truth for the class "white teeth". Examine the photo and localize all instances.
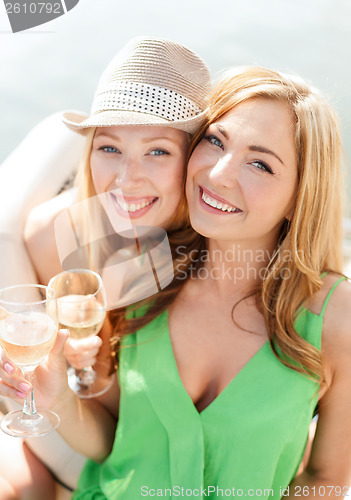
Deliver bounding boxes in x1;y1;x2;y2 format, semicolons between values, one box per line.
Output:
201;191;238;213
115;198;154;213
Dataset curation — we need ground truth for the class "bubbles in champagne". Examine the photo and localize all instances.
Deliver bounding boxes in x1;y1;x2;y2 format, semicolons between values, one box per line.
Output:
57;295;106;340
0;312;57;369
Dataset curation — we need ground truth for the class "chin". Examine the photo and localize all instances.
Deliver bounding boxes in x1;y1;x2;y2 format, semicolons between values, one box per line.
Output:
188;215;212;239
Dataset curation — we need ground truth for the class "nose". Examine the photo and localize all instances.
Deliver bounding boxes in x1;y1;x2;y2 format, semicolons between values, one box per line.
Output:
209;154;238;189
113;156;144;191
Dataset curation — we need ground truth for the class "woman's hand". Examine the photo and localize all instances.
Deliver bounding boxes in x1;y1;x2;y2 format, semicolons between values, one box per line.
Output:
64;335;102;370
0;329;70;410
1;328;118;460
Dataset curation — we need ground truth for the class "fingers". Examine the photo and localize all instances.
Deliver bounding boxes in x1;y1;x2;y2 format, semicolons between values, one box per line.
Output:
64;336;102;370
0;350;30;400
0;330;70;401
50;328;70;356
45;329;70;374
64;335;102;355
0;379;29;401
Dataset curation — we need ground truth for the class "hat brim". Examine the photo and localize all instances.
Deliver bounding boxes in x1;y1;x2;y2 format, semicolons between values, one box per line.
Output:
62;109;206;135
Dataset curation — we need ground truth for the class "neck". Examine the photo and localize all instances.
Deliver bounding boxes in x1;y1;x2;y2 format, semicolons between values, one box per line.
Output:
191;237;279;299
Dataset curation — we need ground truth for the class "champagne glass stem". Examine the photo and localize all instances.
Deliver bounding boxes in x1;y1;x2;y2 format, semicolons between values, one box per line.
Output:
22;371;38;419
77;366;97;386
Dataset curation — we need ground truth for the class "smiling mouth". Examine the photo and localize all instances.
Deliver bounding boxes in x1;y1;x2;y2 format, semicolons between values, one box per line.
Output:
111;193;158;214
200;187;242;213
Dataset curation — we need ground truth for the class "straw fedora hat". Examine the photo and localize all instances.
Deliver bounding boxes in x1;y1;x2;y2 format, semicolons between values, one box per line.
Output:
62;37;211;135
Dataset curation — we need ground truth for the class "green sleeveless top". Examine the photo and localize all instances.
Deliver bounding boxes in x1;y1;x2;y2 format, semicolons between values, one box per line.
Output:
72;278;345;500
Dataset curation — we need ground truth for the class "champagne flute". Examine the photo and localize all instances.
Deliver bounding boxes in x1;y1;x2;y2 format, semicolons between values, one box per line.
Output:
0;284;59;437
48;269;111;399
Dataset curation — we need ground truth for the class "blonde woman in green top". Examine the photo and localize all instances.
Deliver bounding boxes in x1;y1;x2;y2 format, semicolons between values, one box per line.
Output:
2;65;351;498
177;67;351;495
76;67;351;497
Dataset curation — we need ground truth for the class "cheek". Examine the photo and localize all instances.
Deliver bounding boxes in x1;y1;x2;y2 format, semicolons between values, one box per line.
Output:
275;172;298;211
162;157;185;190
249;176;297;220
185;152;202;198
90;160;110;195
187;148;203;179
159;168;184;204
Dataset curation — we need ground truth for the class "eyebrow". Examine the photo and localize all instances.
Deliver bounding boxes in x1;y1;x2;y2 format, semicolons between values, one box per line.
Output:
248;145;284;165
93;132;119;141
214;124;284;166
215;124;228;139
94;132;178;144
142;137;178;144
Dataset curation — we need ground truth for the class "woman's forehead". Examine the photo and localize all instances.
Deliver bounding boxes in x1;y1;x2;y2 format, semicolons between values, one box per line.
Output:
93;125;188;143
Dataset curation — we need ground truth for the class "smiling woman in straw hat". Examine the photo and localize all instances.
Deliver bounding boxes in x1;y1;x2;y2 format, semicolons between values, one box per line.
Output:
0;36;210;499
31;36;211;283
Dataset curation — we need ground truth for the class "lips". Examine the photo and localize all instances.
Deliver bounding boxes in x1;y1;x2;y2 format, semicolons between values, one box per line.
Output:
199;186;242;214
110;192;158;219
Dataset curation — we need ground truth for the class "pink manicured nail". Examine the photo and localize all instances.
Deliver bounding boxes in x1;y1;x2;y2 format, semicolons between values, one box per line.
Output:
19;382;31;393
16;391;27;399
4;363;14;375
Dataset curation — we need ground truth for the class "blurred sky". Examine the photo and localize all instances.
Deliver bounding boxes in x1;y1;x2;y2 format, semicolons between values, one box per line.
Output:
1;0;351;203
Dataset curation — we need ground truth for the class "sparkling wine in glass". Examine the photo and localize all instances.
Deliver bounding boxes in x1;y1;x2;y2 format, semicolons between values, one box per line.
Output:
48;269;111;399
0;284;60;437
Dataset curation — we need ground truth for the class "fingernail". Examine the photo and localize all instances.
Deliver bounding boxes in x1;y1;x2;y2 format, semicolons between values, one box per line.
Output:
4;363;14;375
16;391;27;399
19;382;31;393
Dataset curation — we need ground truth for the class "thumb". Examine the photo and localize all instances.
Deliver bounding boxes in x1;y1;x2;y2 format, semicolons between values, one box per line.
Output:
50;328;70;356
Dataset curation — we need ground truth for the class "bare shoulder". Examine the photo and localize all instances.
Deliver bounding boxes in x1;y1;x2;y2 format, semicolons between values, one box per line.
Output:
317;274;351;339
307;272;350;319
24;188;77;284
306;276;351;481
311;274;351;386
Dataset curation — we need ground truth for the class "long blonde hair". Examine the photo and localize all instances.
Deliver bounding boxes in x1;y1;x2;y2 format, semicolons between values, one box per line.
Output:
190;66;344;381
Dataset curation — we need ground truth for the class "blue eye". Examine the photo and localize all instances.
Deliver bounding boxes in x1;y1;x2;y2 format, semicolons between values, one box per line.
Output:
98;146;120;153
204;134;224;149
251;160;273;174
149;149;169;156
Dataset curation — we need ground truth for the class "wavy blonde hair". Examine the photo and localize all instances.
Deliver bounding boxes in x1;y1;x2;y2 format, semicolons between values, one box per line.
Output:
189;66;344;382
